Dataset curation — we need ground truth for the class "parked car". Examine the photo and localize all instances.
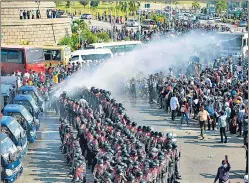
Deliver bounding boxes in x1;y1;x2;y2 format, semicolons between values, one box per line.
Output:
80;14;92;20
215;16;221;22
141;19;156;30
125;19;139;27
239;20;247;27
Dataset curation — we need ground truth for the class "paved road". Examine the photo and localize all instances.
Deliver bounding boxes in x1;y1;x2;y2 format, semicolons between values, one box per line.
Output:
15;98;246;183
86;19;245;32
16;112;93;183
118;97;246;183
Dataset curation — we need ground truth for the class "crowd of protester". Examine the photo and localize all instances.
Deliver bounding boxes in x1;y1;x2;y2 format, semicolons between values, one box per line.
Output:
133;55;248;176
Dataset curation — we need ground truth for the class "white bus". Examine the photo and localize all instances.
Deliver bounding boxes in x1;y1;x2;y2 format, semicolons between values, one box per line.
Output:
215;31;248;59
70;48;113;66
85;41;142;54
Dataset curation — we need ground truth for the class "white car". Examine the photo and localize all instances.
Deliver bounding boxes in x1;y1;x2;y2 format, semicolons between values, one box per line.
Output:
125;19;139;27
207;16;215;24
215;17;221;22
80;14;92;20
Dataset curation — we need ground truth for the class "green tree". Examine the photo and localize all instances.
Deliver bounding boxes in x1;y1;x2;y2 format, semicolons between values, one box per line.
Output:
59;34;79;51
66;1;71;8
71;19;89;33
215;0;227;14
79;0;89;8
55;1;62;7
128;1;137;16
192;1;201;10
96;32;110;42
90;0;99;7
120;2;128;14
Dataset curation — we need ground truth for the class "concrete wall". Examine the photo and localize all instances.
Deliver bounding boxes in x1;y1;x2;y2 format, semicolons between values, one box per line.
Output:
1;19;72;45
1;1;72;45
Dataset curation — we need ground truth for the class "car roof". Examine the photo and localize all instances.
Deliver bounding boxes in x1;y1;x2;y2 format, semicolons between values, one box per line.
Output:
1;116;15;126
20;86;37;91
14;94;33;101
4;104;25;112
0;132;7;141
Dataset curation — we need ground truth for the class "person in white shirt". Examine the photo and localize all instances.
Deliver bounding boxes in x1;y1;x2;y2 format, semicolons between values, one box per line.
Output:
79;96;88;108
170;93;179;121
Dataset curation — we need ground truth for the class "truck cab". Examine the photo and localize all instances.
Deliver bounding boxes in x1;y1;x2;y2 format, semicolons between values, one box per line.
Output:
18;86;45;112
1;132;23;183
3;104;37;143
13;94;40;130
1;116;28;159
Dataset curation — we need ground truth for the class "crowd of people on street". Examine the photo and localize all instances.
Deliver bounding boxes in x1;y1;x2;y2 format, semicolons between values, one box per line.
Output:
127;55;248;178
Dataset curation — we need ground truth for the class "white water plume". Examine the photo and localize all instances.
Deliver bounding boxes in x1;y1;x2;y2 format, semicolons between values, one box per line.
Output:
53;31;217;97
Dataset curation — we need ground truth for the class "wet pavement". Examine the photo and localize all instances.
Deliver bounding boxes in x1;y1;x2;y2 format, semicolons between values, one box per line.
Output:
119;97;246;183
16;112;94;183
16;98;245;183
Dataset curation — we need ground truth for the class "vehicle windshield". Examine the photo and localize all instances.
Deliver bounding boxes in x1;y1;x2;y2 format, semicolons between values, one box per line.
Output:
22;90;38;102
8;119;25;139
21;109;33;123
1;136;17;159
29;98;39;111
81;54;112;60
216;34;242;50
71;55;79;61
26;48;45;63
14;99;39;113
85;45;95;49
44;49;62;61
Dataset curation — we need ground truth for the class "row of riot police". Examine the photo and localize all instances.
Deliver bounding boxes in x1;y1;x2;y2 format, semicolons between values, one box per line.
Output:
58;87;182;183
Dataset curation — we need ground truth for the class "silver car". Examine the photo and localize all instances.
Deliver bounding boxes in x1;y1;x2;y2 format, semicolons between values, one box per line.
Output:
125;19;139;27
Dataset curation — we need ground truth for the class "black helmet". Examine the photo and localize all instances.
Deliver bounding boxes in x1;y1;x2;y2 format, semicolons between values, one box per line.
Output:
132;122;137;127
127;174;135;181
147;126;152;132
116;168;123;174
172;142;178;149
149;161;157;168
165;142;172;150
158;155;164;161
136;171;143;177
97;159;103;164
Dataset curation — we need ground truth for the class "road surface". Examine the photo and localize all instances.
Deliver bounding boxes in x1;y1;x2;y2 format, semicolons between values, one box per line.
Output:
15;98;245;183
16;112;93;183
119;97;245;183
86;19;245;32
